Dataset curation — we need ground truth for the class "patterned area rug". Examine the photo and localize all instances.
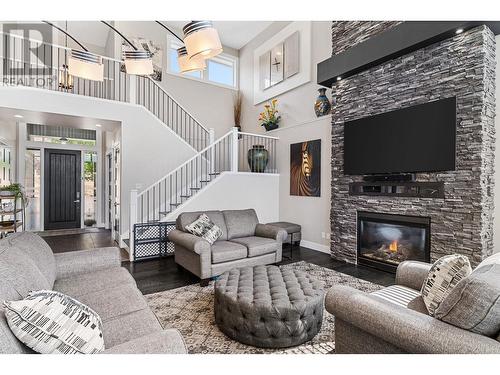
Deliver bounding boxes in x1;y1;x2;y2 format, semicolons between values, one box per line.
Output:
145;261;383;354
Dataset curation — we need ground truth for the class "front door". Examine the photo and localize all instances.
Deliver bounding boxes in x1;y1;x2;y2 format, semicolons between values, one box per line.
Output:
44;149;82;230
112;146;120;242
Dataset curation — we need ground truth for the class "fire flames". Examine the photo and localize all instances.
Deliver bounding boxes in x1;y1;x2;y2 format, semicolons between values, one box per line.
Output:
389;240;398;253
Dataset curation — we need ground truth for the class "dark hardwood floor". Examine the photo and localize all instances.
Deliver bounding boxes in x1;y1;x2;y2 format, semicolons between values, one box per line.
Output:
41;229;395;295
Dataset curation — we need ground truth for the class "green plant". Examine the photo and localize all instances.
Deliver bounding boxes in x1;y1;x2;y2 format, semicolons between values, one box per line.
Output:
84;219;97;227
0;183;28;205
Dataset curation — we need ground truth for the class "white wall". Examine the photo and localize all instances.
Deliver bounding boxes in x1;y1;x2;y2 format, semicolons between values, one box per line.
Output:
494;35;500;252
0;85;196;242
108;21;238;138
166;172;279;224
238;21;332;250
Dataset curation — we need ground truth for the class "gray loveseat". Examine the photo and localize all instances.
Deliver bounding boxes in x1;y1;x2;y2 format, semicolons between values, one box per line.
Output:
326;258;500;354
0;232;186;354
169;209;287;285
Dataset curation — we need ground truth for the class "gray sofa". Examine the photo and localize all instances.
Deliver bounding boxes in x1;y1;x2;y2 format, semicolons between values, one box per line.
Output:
169;209;287;285
0;232;186;354
326;259;500;354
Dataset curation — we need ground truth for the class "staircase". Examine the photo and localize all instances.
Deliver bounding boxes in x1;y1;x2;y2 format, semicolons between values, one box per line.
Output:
0;31;280;261
0;31;209;151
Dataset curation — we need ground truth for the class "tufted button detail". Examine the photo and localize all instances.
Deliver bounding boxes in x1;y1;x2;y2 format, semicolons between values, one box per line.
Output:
214;265;324;348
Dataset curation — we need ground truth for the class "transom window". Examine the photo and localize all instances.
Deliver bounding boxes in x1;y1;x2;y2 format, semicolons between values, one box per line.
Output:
167;38;238;89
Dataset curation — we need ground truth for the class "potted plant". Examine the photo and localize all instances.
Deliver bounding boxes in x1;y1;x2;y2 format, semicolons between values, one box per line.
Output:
259;98;281;131
0;183;28;206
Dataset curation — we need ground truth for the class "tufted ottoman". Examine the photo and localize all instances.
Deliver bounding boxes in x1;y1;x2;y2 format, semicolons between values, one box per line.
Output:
214;265;325;348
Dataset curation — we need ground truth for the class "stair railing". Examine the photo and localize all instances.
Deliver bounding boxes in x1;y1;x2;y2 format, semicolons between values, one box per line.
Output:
0;31;209;150
129;128;279;260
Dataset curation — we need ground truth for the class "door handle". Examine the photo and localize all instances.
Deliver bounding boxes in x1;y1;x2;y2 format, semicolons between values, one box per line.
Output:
74;200;80;203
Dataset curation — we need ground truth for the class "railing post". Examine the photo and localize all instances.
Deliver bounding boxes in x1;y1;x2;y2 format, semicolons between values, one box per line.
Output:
129;189;138;262
231;127;239;172
128;76;137;105
209;128;216;175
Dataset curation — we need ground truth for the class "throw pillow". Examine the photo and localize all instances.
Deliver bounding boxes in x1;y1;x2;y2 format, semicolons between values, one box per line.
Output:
435;263;500;337
421;254;472;316
185;213;223;245
4;290;104;354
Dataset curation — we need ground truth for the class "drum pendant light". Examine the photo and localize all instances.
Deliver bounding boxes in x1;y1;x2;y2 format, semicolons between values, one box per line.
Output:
177;46;206;73
68;50;104;81
182;21;223;60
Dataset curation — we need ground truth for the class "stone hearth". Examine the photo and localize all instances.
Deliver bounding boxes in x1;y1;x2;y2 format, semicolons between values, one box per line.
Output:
330;22;496;267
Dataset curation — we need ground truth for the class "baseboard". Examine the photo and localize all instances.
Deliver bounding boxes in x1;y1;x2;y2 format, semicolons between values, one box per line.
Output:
299;240;330;254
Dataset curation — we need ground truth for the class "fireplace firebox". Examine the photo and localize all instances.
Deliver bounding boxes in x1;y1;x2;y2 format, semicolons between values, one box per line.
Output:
357;211;430;273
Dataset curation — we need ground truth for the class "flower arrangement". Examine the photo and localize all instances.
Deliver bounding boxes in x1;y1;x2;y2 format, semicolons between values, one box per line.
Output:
259;98;281;131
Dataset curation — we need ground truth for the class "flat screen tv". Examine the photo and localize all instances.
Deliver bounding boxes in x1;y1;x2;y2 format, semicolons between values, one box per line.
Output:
343;97;456;175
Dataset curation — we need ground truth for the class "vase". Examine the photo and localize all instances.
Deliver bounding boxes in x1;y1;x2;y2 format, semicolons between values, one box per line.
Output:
263;122;279;132
314;88;331;117
247;145;269;173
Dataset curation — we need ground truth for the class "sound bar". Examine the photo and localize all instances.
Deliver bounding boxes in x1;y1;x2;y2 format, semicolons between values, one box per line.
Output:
362;174;416;182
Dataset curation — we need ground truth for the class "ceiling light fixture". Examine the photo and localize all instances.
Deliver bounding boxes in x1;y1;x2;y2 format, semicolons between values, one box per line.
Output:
43;21;104;82
182;21;223;60
456;28;464;34
59;22;73;90
95;124;102;127
101;21;153;76
337;76;342;81
177;46;206;73
155;21;207;74
14;115;23;119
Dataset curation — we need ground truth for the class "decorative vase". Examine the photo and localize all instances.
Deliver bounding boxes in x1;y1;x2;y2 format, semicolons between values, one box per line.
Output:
263;122;279;132
314;88;331;117
247;145;269;173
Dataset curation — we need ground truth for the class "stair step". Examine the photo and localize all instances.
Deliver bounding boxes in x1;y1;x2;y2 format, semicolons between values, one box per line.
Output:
190;187;201;191
208;172;220;176
170;203;181;207
199;180;211;183
147;220;159;223
180;195;191;198
159;211;170;216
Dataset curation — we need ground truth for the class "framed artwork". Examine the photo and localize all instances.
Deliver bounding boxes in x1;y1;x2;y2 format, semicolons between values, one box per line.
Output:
290;139;321;197
270;43;284;86
122;37;162;81
253;22;311;104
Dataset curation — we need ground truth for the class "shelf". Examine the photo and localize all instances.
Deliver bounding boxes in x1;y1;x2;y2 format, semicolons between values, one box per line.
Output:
349;181;444;198
0;209;22;216
0;194;17;200
0;221;23;232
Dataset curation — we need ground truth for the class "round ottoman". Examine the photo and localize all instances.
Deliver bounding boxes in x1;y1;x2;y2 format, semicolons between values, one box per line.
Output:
214;265;325;348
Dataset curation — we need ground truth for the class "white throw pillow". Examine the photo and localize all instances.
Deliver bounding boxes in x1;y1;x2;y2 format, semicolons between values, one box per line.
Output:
421;254;472;316
185;213;223;245
4;290;104;354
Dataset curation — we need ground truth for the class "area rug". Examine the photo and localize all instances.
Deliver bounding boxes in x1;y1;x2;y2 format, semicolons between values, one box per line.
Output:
145;261;383;354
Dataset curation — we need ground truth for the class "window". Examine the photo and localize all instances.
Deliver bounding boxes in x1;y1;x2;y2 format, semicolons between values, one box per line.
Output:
167;38;238;89
26;124;96;146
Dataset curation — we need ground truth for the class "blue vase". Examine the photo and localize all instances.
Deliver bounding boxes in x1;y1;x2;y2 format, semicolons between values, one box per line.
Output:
314;88;331;117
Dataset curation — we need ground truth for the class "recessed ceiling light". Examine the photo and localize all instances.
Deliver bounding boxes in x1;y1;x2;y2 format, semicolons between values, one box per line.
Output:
95;124;102;127
336;76;342;81
456;28;464;34
14;114;23;119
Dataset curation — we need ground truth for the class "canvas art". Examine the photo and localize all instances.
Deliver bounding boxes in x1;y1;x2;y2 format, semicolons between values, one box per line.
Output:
121;37;162;81
290;139;321;197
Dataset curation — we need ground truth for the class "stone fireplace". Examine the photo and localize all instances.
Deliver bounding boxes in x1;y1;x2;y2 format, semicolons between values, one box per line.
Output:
329;22;496;268
357;211;430;272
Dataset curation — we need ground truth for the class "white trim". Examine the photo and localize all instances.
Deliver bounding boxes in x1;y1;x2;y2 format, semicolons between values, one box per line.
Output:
299;240;330;254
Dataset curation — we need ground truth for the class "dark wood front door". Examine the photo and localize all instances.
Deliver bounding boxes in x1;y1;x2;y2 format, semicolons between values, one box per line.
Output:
44;149;81;230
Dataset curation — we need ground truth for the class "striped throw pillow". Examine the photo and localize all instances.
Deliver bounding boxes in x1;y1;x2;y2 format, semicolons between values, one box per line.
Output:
4;290;104;354
185;213;223;245
421;254;472;316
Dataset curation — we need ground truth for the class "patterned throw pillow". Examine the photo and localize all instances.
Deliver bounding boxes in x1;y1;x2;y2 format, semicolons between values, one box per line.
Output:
185;213;223;245
421;254;472;316
4;290;104;354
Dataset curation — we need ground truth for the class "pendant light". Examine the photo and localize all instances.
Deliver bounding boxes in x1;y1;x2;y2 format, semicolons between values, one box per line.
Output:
58;22;73;89
183;21;223;60
43;21;104;82
68;50;104;81
177;46;206;73
101;21;153;76
155;21;206;74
